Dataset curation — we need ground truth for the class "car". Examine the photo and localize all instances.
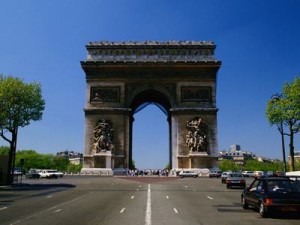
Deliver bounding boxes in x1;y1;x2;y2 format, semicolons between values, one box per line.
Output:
25;169;41;179
209;170;222;178
242;171;254;177
221;171;230;183
39;169;58;179
53;170;64;177
241;177;300;217
13;168;23;176
253;171;264;178
226;172;246;189
179;170;198;178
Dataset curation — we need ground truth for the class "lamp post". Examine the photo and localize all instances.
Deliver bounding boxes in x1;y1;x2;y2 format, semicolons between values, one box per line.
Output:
270;94;287;174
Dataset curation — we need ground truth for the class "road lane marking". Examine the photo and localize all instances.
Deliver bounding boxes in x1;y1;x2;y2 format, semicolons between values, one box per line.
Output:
10;193;87;225
166;196;169;199
10;220;20;225
184;185;188;188
207;196;213;200
0;207;7;211
131;195;135;199
120;207;126;213
173;208;179;214
46;195;53;198
54;209;62;213
145;184;152;225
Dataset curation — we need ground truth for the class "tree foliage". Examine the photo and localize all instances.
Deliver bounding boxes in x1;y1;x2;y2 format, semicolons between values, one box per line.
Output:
14;150;82;173
0;145;9;155
0;75;45;184
266;77;300;171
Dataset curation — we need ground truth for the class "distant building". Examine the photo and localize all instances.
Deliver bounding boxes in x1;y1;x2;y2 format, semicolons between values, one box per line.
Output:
219;145;257;165
56;150;83;165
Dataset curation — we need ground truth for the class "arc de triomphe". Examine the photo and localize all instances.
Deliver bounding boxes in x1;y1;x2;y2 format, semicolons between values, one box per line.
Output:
80;41;221;175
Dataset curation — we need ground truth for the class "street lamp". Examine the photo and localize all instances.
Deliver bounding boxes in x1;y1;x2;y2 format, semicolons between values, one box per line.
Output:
270;94;287;174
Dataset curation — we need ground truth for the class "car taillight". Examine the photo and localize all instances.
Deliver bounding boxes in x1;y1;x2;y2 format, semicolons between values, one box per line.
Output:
265;198;272;206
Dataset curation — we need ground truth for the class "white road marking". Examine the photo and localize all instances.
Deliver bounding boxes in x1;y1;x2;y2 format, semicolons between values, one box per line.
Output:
10;194;87;225
173;208;179;214
10;220;20;225
0;207;7;211
184;185;188;188
145;184;152;225
120;207;126;213
131;195;135;199
54;209;62;213
46;195;53;198
207;196;213;200
166;196;169;199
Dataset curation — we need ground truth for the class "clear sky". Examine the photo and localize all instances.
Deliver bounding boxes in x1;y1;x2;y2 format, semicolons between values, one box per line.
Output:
0;0;299;169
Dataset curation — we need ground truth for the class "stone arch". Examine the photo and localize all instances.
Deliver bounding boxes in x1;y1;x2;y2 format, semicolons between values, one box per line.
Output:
80;41;221;175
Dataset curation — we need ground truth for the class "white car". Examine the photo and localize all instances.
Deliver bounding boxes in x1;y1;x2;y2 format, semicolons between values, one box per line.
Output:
179;170;198;178
242;171;254;177
39;170;58;179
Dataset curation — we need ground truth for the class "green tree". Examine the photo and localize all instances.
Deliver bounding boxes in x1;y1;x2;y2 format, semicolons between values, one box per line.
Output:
219;159;240;171
266;77;300;171
0;145;9;155
53;155;70;171
0;75;45;184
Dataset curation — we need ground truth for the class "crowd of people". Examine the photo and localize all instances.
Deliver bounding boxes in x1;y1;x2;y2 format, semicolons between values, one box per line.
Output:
127;169;169;177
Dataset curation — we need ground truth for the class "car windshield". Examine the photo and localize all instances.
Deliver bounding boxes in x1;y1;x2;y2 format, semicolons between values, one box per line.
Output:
267;180;300;193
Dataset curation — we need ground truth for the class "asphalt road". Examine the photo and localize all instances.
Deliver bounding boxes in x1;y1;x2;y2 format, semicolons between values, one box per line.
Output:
1;176;299;225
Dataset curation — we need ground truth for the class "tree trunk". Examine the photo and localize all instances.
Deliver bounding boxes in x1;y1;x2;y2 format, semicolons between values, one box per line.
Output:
6;127;18;184
289;124;295;171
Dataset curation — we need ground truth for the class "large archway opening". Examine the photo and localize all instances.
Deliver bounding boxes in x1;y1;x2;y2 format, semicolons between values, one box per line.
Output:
132;104;168;170
130;90;171;170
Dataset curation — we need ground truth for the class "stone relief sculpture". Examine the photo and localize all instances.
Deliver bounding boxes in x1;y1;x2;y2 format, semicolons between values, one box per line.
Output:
186;117;208;153
92;119;114;153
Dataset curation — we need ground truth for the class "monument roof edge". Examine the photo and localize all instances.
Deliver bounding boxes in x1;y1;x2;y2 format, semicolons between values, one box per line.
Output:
86;41;215;48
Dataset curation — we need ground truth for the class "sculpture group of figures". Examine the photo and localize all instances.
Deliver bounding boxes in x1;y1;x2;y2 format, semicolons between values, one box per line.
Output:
185;117;208;153
92;119;114;153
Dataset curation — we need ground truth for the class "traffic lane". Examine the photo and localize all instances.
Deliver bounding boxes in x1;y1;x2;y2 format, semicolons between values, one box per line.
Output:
2;178;148;225
0;183;77;224
164;178;300;225
0;177;110;225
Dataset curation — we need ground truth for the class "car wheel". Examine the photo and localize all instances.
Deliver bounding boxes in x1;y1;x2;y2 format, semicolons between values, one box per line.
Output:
226;184;230;189
259;202;268;217
241;196;249;209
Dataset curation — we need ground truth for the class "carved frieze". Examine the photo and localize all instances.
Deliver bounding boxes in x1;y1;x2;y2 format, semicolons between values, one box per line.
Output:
85;41;217;62
181;86;211;102
90;86;120;103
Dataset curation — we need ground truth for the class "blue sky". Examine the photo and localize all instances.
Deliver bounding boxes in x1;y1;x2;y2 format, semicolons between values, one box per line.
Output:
0;0;299;169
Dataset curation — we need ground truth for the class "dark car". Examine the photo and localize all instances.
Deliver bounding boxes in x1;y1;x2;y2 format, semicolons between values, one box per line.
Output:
226;172;246;189
241;177;300;217
209;170;222;178
25;169;41;179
